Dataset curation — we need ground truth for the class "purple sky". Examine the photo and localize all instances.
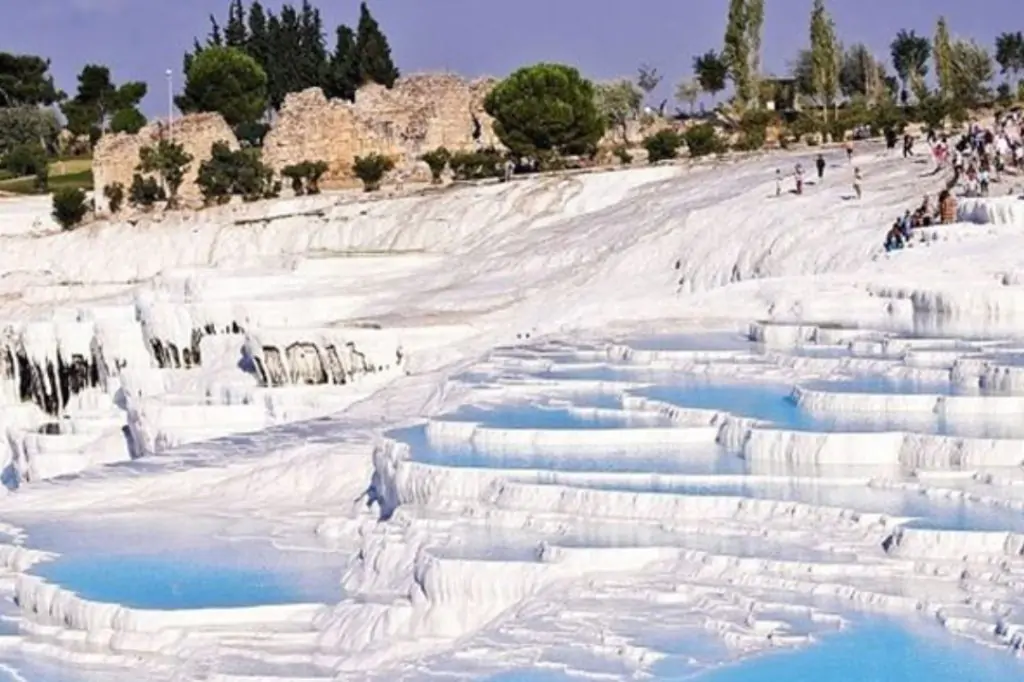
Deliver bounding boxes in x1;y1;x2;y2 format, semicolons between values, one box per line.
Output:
0;0;1012;116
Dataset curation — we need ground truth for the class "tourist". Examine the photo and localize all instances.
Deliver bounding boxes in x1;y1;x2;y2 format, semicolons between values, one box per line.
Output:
845;139;854;162
853;167;862;200
815;154;826;180
794;163;804;195
902;133;915;158
775;168;782;197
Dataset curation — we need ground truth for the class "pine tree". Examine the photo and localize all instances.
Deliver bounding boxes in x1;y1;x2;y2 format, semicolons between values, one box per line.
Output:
325;25;358;101
723;0;752;110
354;2;399;88
934;17;953;100
208;14;224;46
225;0;248;48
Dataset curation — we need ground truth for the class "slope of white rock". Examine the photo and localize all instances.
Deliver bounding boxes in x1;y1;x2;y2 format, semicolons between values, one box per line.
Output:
0;146;1022;679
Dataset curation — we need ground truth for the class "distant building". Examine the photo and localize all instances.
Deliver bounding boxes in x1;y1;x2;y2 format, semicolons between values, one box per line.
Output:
760;77;799;112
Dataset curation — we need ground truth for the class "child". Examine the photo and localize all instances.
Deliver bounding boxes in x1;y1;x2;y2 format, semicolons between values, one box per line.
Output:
853;167;863;200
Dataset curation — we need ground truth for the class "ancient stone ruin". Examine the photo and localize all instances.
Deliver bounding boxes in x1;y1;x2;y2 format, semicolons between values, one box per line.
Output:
263;73;501;184
92;113;239;212
92;74;500;207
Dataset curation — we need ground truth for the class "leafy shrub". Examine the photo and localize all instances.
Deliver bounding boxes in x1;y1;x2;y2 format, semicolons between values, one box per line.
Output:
197;141;278;205
282;160;329;195
352;153;395;192
128;173;166;210
136;140;192;207
613;146;633;165
51;187;89;230
733;128;766;152
642;129;683;163
420;147;451;183
233;121;271;148
682;124;726;158
103;182;125;213
2;143;47;177
449;148;504;181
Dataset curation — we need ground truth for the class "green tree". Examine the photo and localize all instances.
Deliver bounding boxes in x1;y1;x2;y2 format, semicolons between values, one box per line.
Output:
723;0;753;109
949;39;995;107
934;17;954;100
420;147;451;183
693;50;728;104
109;107;147;134
354;1;399;88
177;46;268;127
809;0;840;122
484;63;604;161
325;25;358;100
61;64;148;142
297;0;328;91
994;31;1024;88
595;80;642;141
746;0;765;103
643;129;682;163
636;64;662;108
0;107;60;157
675;78;701;114
224;0;249;48
136;139;193;207
103;182;125;213
196;141;277;204
840;44;887;102
0;52;63;107
890;29;931;104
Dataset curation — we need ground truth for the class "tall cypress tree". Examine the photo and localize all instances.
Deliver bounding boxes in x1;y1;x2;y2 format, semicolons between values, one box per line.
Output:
354;2;399;88
325;25;358;101
934;17;953;100
723;0;752;110
224;0;248;48
297;0;328;91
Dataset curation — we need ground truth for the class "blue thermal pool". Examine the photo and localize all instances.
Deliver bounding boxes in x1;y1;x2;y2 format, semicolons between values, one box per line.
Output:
685;619;1024;681
21;516;349;610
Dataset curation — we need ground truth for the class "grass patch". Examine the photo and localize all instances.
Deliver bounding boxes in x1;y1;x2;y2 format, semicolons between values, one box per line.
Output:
49;158;93;175
0;169;94;195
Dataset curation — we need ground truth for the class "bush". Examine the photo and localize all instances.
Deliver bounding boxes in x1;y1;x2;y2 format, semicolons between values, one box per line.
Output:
197;141;278;205
449;148;504;181
136;140;192;207
51;187;89;230
642;130;683;163
613;146;633;165
282;160;329;195
733;128;766;152
683;124;726;158
352;153;395;192
484;63;605;159
420;147;451;183
103;182;125;213
234;121;271;148
128;173;166;210
2;143;48;177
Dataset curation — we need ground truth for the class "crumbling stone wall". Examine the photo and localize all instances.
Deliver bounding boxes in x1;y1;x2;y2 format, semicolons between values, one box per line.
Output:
92;113;238;211
262;73;501;185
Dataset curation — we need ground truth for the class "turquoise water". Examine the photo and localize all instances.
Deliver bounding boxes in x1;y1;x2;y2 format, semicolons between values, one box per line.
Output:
686;620;1023;681
31;552;335;610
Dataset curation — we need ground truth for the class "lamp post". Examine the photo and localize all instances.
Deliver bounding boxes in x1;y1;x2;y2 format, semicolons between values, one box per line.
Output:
165;69;173;139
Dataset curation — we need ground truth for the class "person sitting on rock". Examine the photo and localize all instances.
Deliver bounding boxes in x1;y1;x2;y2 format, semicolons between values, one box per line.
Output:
885;221;906;252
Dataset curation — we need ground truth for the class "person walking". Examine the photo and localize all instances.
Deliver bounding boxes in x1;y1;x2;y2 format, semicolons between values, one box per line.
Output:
815;154;826;180
853;167;863;200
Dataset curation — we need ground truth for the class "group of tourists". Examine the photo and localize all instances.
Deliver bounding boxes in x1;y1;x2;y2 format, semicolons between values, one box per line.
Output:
775;140;861;199
884;109;1024;252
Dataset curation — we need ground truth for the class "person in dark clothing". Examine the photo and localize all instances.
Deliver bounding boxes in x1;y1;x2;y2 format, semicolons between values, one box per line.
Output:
815;154;826;179
885;221;906;252
902;134;915;158
884;127;898;151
